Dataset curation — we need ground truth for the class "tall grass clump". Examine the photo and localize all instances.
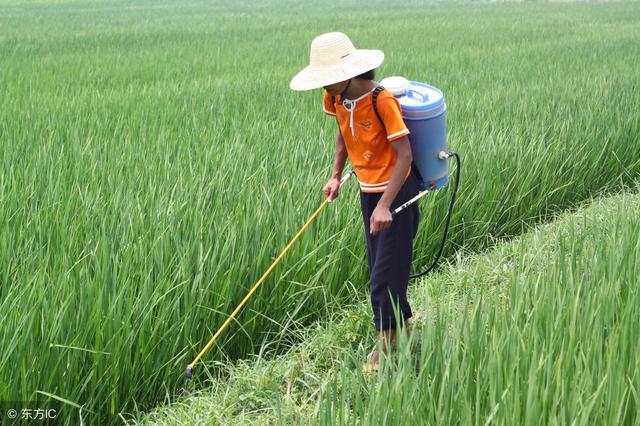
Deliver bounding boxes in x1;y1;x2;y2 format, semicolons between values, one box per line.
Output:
317;193;640;425
0;0;639;422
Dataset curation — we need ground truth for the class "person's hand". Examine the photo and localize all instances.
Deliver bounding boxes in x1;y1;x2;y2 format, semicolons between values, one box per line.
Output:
323;177;341;202
370;204;392;235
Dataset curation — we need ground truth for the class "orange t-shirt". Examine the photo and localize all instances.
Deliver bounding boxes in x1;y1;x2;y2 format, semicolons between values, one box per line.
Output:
323;88;410;193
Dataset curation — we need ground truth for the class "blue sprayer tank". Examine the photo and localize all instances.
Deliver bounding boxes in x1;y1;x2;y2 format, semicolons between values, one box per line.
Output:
380;77;448;190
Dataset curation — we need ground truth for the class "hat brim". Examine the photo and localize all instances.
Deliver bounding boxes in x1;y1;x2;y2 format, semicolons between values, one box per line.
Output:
289;49;384;91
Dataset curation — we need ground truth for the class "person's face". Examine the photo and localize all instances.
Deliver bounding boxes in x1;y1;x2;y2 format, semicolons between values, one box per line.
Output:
323;80;350;96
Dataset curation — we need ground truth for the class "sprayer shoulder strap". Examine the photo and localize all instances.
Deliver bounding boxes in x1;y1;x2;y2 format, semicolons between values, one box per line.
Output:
330;85;386;128
371;85;385;128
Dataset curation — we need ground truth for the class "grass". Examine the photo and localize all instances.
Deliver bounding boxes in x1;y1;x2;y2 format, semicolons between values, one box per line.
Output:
0;0;639;423
136;188;640;425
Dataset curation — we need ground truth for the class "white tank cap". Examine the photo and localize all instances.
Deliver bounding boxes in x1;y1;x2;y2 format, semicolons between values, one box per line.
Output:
380;76;410;97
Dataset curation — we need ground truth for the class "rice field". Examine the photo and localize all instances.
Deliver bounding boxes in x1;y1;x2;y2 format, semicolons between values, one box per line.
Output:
1;0;639;424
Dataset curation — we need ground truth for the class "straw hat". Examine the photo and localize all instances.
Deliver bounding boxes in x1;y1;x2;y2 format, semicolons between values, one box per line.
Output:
290;32;384;91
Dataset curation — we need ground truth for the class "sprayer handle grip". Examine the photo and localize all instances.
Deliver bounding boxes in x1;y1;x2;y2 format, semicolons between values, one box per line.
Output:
392;189;430;216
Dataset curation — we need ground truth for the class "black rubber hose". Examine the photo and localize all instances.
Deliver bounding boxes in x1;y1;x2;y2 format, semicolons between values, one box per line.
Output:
410;152;461;280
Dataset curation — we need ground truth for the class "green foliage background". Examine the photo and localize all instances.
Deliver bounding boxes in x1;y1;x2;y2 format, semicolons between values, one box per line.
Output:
0;0;638;423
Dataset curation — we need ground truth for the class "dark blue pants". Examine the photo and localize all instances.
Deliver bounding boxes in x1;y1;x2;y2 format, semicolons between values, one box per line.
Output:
360;173;420;331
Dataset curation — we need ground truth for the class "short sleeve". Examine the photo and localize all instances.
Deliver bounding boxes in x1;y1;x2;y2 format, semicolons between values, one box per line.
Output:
377;92;410;142
323;91;336;116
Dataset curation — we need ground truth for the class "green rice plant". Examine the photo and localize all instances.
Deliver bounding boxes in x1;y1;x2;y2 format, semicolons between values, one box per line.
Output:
0;0;639;423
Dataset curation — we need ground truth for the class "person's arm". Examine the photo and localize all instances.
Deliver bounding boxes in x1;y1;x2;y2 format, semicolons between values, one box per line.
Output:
369;136;412;235
323;129;348;201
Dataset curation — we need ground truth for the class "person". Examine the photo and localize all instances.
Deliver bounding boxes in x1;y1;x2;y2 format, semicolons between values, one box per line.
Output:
290;32;420;372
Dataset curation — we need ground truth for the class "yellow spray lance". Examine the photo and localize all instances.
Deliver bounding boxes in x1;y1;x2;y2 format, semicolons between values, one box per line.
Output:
184;171;355;386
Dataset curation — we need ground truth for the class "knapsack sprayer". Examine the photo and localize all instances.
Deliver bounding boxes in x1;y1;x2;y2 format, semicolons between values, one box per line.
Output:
380;76;461;278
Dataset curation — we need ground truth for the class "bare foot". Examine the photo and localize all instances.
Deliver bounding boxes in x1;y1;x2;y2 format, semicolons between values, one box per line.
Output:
362;349;380;373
